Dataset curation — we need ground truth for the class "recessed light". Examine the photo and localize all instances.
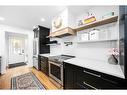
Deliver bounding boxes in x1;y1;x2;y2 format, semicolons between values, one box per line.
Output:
41;18;45;22
0;16;5;21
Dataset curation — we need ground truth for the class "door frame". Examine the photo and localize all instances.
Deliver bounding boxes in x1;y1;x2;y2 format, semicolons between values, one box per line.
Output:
5;32;28;68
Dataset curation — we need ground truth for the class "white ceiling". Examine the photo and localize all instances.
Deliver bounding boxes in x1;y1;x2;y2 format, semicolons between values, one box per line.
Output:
0;6;92;30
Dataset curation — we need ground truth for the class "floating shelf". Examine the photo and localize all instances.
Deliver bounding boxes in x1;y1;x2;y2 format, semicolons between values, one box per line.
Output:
47;27;76;38
77;39;118;43
75;16;118;32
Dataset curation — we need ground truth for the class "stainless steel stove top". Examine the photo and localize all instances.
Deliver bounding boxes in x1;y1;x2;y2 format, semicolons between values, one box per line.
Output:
49;55;75;63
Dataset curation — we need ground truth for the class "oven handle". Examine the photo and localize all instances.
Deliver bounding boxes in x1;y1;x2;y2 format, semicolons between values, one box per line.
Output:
49;61;62;67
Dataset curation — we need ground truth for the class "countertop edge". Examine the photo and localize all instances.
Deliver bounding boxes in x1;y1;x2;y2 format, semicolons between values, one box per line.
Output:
64;58;125;79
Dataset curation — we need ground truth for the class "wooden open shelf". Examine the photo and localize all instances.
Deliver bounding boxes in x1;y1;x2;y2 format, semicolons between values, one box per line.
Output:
48;27;76;38
75;16;118;32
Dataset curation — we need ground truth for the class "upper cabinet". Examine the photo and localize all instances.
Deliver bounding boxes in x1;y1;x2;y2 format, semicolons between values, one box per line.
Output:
33;25;50;39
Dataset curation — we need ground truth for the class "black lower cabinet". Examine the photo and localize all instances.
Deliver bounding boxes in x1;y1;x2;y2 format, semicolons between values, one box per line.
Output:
63;62;127;89
39;56;49;75
63;63;76;89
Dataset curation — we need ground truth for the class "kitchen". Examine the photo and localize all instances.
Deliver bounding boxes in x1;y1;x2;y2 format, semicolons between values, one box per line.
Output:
32;6;127;89
0;5;127;90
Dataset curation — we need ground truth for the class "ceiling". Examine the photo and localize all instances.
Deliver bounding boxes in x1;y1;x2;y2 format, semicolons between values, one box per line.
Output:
0;6;93;30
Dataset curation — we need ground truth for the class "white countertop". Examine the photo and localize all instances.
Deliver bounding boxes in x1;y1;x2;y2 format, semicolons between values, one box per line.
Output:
64;58;125;79
39;53;60;57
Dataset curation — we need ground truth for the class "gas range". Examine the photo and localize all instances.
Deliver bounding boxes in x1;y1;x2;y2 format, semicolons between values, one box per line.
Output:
48;55;75;87
49;55;75;64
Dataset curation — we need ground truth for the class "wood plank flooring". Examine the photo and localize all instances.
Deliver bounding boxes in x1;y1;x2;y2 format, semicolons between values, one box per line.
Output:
0;65;58;90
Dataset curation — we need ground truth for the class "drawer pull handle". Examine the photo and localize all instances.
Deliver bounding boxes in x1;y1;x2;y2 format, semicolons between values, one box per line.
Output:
83;70;101;78
83;82;97;90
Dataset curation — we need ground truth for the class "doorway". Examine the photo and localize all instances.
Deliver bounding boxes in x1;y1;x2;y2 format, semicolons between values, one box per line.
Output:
5;32;28;68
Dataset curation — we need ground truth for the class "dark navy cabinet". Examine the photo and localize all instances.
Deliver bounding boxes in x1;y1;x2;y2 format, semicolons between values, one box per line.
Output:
33;25;50;54
63;63;76;89
39;55;49;75
63;62;127;89
119;6;127;78
33;25;50;70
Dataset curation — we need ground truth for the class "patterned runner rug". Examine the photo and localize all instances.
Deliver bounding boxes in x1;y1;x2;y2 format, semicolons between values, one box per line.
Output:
11;72;45;90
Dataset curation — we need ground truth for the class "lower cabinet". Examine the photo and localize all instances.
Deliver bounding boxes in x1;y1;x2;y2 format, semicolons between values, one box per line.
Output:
75;68;119;89
39;56;49;75
63;63;75;89
63;62;127;89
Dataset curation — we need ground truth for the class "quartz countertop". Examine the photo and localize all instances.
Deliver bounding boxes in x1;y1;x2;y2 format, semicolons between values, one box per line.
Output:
39;53;60;57
64;58;125;79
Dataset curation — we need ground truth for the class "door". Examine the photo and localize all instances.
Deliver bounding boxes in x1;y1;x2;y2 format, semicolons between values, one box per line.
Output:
8;36;25;64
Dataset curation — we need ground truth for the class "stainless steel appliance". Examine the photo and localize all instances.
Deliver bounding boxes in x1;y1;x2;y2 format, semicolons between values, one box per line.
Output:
48;55;75;86
33;25;50;70
33;38;39;56
33;38;39;70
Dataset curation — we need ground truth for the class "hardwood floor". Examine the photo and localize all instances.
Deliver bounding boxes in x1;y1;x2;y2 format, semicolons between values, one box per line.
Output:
0;65;58;90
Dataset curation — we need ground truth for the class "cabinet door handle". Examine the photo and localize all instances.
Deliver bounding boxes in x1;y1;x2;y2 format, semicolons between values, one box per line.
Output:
83;82;97;90
83;70;101;78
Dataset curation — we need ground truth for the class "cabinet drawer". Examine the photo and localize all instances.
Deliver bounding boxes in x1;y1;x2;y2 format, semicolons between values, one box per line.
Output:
77;70;101;89
40;56;46;61
76;68;118;89
75;82;97;89
40;57;48;62
40;62;46;67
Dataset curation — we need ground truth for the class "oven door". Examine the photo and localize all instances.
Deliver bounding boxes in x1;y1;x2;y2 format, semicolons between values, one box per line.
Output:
49;61;63;85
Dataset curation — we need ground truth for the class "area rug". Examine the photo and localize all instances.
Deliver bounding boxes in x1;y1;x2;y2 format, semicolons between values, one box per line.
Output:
11;72;45;90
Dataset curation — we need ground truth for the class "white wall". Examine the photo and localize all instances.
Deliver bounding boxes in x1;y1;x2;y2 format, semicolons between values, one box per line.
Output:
0;24;34;74
51;8;76;32
50;6;119;63
52;8;68;32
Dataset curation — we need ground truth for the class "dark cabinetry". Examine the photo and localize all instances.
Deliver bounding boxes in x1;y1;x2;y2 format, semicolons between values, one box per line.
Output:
33;25;50;70
39;55;49;75
33;25;50;54
119;6;127;78
33;26;50;39
63;63;76;89
64;62;127;89
75;68;121;89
